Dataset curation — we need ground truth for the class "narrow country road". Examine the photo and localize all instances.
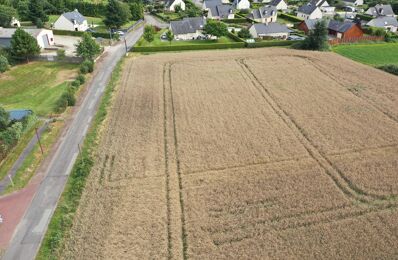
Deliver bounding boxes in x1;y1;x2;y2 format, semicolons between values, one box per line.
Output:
2;25;144;260
144;13;169;28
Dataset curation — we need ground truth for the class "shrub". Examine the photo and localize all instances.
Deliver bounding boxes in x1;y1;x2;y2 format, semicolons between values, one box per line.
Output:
0;54;9;73
82;59;94;73
71;79;81;88
143;25;155;42
76;74;85;84
56;49;66;61
378;64;398;76
80;64;89;74
238;28;252;39
54;95;68;113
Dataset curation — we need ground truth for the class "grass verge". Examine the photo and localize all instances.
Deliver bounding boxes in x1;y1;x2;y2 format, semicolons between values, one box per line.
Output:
36;58;124;260
3;120;65;194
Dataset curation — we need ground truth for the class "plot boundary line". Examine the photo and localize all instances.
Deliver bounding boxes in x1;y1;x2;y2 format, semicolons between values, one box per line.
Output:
236;58;395;203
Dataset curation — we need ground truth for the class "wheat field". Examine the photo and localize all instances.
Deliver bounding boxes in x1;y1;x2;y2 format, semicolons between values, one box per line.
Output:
61;49;398;259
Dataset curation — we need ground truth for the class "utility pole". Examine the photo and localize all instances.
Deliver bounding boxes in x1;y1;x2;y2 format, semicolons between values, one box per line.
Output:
35;127;44;155
124;37;128;54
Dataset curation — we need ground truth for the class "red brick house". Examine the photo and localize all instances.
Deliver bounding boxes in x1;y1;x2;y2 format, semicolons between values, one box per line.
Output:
298;19;363;39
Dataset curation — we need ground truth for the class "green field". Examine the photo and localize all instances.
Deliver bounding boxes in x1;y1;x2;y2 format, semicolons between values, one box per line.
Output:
0;62;77;116
333;43;398;66
136;29;237;47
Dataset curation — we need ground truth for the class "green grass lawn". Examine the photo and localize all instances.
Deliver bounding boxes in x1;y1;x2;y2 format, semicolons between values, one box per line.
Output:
136;29;237;47
332;43;398;66
0;62;77;116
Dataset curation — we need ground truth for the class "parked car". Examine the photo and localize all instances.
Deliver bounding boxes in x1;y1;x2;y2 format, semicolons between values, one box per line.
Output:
161;33;167;40
287;35;305;40
116;31;125;36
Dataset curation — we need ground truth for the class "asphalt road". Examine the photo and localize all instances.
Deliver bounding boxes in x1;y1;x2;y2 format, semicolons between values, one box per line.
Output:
2;25;144;260
144;13;169;28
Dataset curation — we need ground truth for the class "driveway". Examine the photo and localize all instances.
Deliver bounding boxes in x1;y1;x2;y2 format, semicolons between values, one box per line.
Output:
144;14;169;28
53;35;80;56
2;24;144;260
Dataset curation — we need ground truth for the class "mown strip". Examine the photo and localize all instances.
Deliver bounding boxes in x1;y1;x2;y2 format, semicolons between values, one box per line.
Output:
36;59;124;260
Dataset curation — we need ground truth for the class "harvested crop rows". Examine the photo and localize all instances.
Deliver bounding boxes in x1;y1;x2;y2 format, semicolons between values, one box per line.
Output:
62;49;398;259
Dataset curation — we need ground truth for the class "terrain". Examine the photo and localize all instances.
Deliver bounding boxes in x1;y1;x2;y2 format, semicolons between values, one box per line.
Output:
61;49;398;259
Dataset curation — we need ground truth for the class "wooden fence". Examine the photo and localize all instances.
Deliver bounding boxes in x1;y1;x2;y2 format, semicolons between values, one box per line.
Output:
329;36;385;45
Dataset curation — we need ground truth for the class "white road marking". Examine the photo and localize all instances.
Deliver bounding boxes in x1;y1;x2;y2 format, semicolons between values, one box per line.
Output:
65;152;78;176
32;209;52;233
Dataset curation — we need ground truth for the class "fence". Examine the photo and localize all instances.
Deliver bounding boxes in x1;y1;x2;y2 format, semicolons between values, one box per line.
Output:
328;36;385;45
31;55;83;63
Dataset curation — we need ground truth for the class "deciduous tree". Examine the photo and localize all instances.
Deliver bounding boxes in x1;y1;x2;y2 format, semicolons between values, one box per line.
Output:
10;28;40;62
75;33;101;60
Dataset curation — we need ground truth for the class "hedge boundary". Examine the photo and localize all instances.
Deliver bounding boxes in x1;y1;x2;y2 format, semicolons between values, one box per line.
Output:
278;13;304;23
53;29;111;39
132;39;301;52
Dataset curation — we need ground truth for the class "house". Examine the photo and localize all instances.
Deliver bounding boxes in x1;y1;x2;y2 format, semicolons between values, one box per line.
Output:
249;22;292;38
365;4;395;17
298;19;363;38
249;6;278;23
208;4;235;19
342;0;363;7
367;16;398;32
203;0;229;9
233;0;250;10
270;0;288;10
165;0;186;12
53;9;88;32
0;28;55;49
297;0;335;20
170;17;206;40
328;20;363;38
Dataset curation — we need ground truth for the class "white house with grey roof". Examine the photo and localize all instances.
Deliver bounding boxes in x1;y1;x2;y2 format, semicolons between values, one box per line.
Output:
297;0;334;20
342;0;363;7
270;0;288;10
53;9;88;32
203;0;229;9
249;22;292;38
365;4;396;17
165;0;186;12
170;17;206;40
249;6;277;23
207;4;235;19
0;28;55;49
233;0;250;10
367;16;398;32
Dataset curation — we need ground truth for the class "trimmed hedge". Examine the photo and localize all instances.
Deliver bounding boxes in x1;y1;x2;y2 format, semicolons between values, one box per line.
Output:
356;13;373;21
279;13;304;23
53;29;111;39
132;42;245;52
378;64;398;75
222;18;248;24
245;40;301;48
227;32;245;42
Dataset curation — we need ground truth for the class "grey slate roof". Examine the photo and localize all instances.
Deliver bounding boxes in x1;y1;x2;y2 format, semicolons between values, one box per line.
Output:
252;22;292;35
367;16;398;27
62;10;86;24
303;19;358;32
204;0;222;8
366;4;395;17
251;5;277;19
209;4;235;18
298;0;326;14
270;0;284;6
170;17;206;34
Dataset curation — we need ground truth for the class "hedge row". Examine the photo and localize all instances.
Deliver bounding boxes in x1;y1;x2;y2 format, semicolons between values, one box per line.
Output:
222;18;248;23
132;42;245;52
53;29;111;39
246;40;301;48
132;40;302;52
279;13;304;23
227;31;245;42
356;13;373;21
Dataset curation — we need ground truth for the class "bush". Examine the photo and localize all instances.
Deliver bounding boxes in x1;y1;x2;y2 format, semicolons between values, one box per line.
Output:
83;59;94;73
378;64;398;76
76;74;85;84
143;25;155;42
132;42;245;52
54;95;68;113
279;13;303;23
0;55;9;73
246;40;300;48
80;64;89;74
56;49;66;61
71;79;81;88
238;28;252;39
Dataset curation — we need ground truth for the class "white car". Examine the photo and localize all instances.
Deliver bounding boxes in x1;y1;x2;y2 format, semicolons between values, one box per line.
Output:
116;31;125;36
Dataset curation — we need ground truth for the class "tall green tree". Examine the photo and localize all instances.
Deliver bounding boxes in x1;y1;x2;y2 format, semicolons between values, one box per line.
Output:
165;30;173;44
297;20;329;51
204;20;228;38
10;28;40;62
130;1;143;20
0;4;17;27
143;25;155;42
16;0;30;21
28;0;48;26
75;33;101;60
104;0;131;29
0;106;10;131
